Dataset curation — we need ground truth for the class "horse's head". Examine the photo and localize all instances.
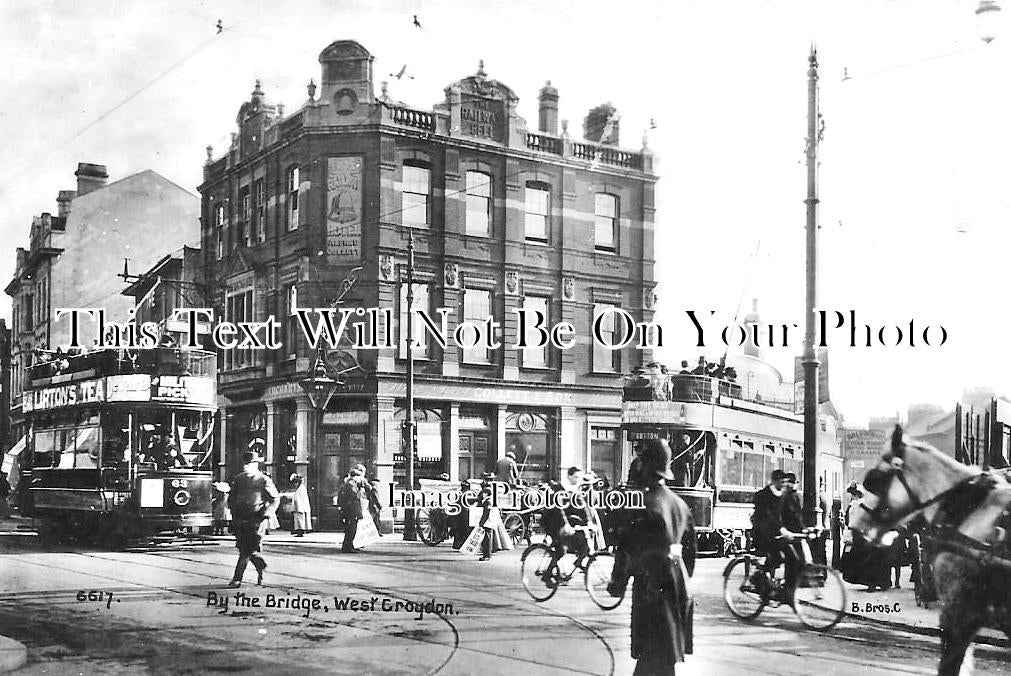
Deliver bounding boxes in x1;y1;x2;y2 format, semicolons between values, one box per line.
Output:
850;425;976;544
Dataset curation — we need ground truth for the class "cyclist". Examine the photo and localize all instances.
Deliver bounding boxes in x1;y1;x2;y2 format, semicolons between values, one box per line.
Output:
752;469;804;600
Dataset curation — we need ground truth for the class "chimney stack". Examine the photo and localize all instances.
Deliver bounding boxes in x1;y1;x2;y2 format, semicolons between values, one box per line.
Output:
538;81;559;135
583;103;619;146
75;163;108;196
56;190;76;217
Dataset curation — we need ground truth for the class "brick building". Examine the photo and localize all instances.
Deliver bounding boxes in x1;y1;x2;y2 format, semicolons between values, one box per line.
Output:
199;40;658;528
4;164;200;446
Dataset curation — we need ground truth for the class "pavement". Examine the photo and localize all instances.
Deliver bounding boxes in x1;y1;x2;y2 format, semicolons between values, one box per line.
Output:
839;577;1008;647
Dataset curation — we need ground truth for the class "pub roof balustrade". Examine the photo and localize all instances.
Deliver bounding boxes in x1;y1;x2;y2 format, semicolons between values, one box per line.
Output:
525;132;563;156
389;105;436;132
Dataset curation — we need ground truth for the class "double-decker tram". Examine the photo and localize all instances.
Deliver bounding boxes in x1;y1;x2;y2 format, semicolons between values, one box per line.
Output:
621;365;804;555
20;347;217;544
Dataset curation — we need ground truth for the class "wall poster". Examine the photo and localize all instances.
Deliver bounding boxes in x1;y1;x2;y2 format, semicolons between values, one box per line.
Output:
326;156;362;261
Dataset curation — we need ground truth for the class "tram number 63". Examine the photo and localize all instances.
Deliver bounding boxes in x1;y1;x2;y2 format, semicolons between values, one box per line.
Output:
76;590;117;609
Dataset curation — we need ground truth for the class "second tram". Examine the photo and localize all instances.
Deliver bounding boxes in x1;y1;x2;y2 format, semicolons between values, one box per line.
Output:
18;347;217;544
621;366;805;555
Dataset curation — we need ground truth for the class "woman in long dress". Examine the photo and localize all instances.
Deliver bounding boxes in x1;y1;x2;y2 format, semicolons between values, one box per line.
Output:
629;439;695;676
291;474;311;537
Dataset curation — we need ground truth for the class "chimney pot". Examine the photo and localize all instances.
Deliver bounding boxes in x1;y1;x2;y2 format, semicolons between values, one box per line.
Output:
74;163;108;196
56;190;76;217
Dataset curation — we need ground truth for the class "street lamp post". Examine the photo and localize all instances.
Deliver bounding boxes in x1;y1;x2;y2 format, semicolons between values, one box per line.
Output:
402;229;418;541
802;46;821;528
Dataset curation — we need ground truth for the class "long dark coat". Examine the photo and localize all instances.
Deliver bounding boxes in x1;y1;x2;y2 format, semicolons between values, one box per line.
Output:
630;482;695;674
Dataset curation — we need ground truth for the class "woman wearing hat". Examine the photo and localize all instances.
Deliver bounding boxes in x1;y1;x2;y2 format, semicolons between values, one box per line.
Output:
627;438;695;675
290;474;311;537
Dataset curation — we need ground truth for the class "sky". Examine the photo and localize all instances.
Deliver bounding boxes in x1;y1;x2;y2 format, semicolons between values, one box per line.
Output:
1;0;1009;426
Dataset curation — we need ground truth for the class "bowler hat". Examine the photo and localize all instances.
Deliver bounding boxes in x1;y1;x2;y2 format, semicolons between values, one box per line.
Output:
639;439;675;480
770;469;786;482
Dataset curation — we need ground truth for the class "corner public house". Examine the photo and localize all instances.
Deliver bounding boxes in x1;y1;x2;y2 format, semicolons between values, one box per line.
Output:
199;40;658;529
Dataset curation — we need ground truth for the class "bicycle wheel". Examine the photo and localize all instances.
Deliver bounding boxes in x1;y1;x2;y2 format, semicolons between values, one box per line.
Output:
521;544;560;602
504;513;526;546
417;508;446;546
793;564;846;631
585;551;623;610
723;556;767;620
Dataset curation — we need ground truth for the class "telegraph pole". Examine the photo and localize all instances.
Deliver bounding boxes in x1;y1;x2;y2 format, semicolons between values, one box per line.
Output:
403;229;418;541
802;46;821;527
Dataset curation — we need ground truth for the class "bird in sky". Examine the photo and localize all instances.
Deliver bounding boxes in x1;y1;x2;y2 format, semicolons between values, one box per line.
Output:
216;19;223;34
391;65;414;80
413;15;422;29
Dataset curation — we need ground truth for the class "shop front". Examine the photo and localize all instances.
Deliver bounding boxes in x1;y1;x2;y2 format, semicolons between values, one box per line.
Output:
314;404;369;530
505;409;556;484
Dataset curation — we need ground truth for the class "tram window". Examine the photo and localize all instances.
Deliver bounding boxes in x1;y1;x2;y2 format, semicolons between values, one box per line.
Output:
57;429;76;469
742;453;764;488
719;450;743;486
101;412;130;467
74;427;99;469
33;431;57;468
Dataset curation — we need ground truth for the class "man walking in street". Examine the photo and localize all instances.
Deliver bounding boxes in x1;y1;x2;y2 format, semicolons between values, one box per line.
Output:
338;465;366;552
227;451;279;588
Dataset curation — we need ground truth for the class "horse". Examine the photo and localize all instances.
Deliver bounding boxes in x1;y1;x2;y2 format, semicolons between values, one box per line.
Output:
849;425;1011;675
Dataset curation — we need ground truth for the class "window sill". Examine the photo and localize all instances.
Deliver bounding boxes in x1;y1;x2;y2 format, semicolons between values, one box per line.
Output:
524;238;549;246
594;247;617;255
520;364;552;371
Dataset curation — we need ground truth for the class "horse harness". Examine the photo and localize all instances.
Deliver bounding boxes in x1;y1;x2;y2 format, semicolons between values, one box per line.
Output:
861;461;1011;573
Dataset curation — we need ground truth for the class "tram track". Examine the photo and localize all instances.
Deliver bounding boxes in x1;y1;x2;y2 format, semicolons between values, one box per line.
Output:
0;549;462;676
6;540;616;675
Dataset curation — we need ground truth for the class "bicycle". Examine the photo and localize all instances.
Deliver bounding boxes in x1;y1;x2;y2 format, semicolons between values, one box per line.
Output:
520;526;623;610
723;528;846;631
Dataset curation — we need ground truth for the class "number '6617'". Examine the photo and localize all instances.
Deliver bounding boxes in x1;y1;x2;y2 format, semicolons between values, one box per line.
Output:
76;590;115;608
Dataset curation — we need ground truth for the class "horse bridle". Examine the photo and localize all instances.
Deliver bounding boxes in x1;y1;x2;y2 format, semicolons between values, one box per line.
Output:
859;455;976;528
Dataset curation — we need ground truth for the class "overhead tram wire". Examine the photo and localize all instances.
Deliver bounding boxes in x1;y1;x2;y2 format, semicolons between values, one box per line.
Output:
841;43;984;83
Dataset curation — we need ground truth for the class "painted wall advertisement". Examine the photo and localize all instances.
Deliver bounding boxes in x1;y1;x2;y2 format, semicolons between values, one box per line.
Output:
326;156;362;262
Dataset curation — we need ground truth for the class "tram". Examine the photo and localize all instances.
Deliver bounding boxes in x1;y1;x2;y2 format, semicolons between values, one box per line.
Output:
19;347;217;543
621;365;804;555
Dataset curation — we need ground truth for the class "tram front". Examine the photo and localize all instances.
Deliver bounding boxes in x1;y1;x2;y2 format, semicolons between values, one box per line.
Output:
22;348;217;542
